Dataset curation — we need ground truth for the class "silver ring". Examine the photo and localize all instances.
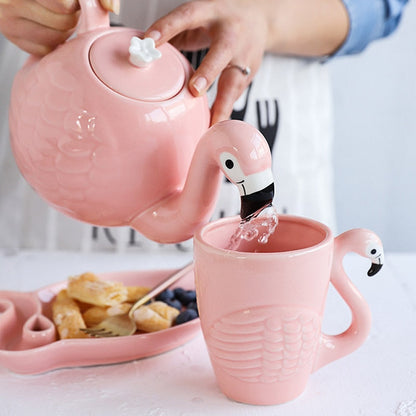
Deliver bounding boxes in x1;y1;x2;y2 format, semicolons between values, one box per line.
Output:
225;64;251;76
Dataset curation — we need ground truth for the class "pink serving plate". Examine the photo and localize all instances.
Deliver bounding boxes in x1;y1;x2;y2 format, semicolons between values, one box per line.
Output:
0;268;200;374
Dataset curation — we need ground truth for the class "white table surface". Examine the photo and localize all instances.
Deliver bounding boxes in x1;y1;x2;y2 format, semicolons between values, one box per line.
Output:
0;249;415;416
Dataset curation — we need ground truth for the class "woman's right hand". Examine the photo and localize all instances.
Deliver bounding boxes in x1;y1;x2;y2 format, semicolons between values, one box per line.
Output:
0;0;119;56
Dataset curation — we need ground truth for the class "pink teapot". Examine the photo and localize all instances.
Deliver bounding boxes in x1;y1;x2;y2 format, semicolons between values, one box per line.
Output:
9;0;274;243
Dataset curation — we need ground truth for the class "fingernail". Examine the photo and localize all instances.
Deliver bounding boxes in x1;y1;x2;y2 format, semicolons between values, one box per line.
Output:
102;0;120;14
192;76;207;94
147;30;161;41
112;0;120;15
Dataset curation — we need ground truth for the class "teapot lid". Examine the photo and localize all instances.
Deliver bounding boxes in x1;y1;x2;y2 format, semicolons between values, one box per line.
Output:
89;30;185;102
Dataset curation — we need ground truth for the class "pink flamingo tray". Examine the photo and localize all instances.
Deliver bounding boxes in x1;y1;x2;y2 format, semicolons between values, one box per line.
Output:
0;268;200;374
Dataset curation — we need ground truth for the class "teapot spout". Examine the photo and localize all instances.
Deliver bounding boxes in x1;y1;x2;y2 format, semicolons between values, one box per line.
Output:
129;120;275;243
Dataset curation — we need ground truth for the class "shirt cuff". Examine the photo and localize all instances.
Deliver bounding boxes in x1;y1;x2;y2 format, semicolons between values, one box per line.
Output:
332;0;387;57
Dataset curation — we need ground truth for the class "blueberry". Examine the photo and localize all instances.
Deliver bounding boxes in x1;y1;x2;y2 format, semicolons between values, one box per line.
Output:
173;287;186;298
165;298;182;310
175;309;198;325
155;289;174;302
174;289;196;306
187;301;199;315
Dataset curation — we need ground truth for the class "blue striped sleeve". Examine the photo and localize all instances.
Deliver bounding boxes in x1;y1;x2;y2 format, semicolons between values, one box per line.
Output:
333;0;409;57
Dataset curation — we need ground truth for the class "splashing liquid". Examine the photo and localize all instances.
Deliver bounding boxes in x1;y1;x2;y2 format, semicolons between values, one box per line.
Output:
227;204;279;251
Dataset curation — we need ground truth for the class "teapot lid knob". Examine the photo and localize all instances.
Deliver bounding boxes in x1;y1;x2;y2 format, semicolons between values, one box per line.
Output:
89;30;186;102
129;37;162;68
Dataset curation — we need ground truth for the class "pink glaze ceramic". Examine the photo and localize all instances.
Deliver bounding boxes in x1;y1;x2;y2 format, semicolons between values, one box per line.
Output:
0;268;199;375
193;215;384;405
9;0;274;243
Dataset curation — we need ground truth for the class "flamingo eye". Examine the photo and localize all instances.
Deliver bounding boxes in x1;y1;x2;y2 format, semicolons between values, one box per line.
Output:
225;159;234;169
365;242;383;259
219;151;245;183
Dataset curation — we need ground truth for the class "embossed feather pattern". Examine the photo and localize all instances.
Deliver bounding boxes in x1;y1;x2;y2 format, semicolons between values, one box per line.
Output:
208;306;321;383
10;59;101;202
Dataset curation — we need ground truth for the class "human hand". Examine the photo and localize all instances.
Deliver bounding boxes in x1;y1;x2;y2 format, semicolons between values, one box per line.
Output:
145;0;349;125
145;0;269;125
0;0;119;56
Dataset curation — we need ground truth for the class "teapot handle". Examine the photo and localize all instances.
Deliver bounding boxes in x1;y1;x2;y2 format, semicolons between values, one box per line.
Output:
77;0;110;35
312;229;378;372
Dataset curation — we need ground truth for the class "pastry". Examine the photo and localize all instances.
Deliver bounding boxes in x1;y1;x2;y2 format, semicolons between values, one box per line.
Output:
52;289;89;339
126;286;150;303
67;272;128;306
133;301;180;333
82;303;132;327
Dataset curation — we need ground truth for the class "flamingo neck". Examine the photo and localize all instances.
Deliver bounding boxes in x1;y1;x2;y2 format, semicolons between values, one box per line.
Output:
313;231;371;372
129;137;222;243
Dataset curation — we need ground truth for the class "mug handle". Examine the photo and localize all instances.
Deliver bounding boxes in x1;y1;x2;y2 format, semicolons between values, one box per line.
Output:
77;0;110;35
312;229;384;372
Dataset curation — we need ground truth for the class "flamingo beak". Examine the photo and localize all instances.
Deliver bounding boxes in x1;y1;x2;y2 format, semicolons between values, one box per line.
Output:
367;260;383;277
240;182;275;221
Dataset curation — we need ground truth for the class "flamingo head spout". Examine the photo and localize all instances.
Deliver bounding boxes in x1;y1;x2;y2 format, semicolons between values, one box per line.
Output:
128;120;275;243
210;120;275;221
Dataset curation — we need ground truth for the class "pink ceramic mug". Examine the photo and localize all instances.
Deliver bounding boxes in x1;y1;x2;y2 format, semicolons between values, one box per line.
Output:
193;215;384;405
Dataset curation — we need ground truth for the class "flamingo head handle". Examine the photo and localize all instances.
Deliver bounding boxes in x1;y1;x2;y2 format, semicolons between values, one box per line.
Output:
339;229;384;277
209;120;275;221
365;238;384;277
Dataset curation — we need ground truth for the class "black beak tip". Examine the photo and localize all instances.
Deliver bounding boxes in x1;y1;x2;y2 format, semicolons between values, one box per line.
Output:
240;183;275;221
367;262;383;277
